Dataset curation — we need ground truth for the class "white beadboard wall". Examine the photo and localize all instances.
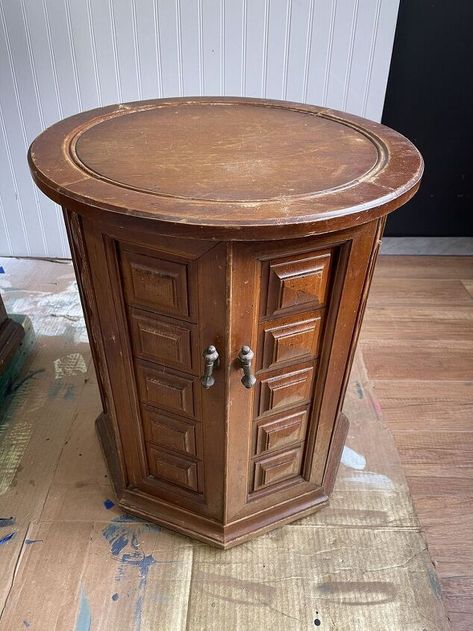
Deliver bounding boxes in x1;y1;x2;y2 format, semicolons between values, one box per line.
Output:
0;0;400;258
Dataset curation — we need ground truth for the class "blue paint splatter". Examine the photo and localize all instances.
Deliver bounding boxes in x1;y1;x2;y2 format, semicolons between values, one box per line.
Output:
112;514;160;527
355;381;364;399
102;515;159;630
64;383;76;400
427;566;443;600
25;539;43;545
129;554;156;629
74;588;92;631
102;516;160;558
122;552;156;581
0;517;15;527
110;533;129;556
0;532;16;544
135;595;144;627
112;592;119;601
103;499;115;510
0;266;4;274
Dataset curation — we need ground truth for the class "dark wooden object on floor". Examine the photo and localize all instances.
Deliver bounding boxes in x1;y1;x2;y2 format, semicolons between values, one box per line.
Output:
0;293;24;388
28;97;422;548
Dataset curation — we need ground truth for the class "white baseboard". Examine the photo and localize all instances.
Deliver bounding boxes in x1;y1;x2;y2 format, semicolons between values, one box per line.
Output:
380;237;473;255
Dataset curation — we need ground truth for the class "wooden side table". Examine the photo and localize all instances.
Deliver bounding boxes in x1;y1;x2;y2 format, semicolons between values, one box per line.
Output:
29;98;422;548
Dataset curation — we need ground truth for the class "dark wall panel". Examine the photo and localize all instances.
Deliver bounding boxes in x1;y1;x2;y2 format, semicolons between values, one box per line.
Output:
382;0;473;236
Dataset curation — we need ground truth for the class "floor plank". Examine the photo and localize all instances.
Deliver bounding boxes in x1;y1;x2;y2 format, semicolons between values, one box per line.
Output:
448;613;473;631
368;277;473;307
441;576;473;614
362;306;473;341
363;255;473;630
361;339;473;381
394;431;473;459
374;255;473;279
372;381;473;432
406;476;473;497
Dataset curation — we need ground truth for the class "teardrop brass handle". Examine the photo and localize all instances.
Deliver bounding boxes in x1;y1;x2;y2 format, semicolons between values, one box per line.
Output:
200;345;219;389
238;345;257;389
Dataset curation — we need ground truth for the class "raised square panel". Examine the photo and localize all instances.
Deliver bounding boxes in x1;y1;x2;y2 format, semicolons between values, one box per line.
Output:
130;308;194;372
258;366;314;416
136;362;196;418
255;409;308;455
143;408;197;456
261;315;321;370
265;251;331;316
121;249;190;318
253;446;303;491
147;446;199;492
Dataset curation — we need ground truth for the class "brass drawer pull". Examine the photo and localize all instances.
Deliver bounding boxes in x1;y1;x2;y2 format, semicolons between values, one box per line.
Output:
238;345;257;389
200;345;219;389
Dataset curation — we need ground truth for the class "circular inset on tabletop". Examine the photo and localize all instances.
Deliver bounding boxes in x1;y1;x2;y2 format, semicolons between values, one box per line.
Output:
73;102;380;202
28;97;423;238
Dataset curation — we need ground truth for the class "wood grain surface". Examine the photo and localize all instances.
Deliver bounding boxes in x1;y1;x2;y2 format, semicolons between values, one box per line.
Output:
361;254;473;631
28;97;423;240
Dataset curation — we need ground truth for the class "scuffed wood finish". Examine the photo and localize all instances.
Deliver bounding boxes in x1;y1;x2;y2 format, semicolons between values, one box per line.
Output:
29;97;423;241
29;98;422;547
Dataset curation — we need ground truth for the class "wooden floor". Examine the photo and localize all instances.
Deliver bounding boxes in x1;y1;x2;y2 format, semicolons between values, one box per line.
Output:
361;255;473;631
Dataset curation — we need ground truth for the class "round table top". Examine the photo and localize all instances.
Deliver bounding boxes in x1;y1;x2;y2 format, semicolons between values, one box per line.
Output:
28;97;423;239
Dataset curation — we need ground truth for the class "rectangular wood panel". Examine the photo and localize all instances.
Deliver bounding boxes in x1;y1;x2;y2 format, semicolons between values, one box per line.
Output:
147;446;199;492
258;365;314;416
120;249;191;318
224;239;342;510
260;314;322;370
253;446;304;491
136;361;197;418
264;251;331;317
142;407;198;457
129;308;195;372
254;409;309;455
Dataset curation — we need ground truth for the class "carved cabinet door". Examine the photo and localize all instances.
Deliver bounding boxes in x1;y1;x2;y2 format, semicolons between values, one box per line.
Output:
71;210;382;540
224;220;382;527
78;214;228;522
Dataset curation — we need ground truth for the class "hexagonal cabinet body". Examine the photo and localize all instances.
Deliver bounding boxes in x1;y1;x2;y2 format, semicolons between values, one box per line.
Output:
28;97;423;547
65;210;382;548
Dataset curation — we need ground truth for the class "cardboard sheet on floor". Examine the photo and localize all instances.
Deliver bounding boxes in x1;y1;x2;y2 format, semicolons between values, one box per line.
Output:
0;259;449;630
